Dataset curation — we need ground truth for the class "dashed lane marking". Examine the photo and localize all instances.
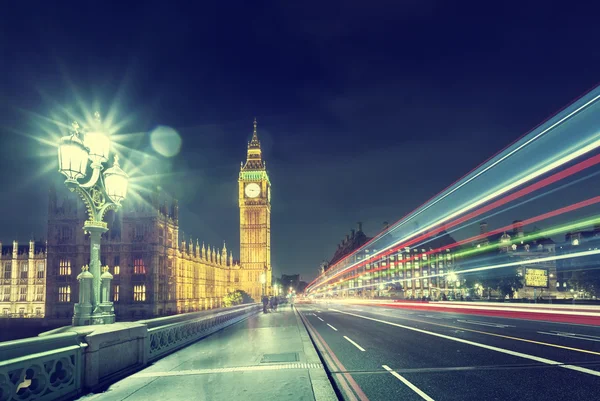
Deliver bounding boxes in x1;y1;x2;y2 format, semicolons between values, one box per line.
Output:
344;336;366;351
329;308;600;377
382;365;435;401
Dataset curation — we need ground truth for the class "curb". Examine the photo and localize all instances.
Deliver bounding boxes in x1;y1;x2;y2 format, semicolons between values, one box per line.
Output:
293;307;339;401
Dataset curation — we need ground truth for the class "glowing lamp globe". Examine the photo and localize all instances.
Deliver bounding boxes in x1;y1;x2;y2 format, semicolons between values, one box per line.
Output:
103;155;129;203
58;132;89;182
84;130;110;164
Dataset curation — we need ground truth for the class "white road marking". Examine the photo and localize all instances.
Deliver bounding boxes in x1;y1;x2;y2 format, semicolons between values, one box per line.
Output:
327;323;338;331
551;331;600;340
329;308;600;377
457;319;515;328
538;331;600;343
317;316;324;322
343;336;366;351
351;308;364;312
382;365;435;401
418;314;445;320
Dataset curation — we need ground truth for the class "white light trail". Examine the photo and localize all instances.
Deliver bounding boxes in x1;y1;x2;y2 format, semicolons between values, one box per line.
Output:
309;136;600;292
322;248;600;293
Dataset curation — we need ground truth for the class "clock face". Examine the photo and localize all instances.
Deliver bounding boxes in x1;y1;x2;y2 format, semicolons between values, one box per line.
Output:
245;183;261;198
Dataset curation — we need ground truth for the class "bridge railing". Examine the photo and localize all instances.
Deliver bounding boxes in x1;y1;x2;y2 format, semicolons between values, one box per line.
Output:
0;303;260;401
141;303;260;362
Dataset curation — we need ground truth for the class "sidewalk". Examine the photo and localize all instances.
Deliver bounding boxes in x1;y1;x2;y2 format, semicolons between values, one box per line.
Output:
78;306;337;401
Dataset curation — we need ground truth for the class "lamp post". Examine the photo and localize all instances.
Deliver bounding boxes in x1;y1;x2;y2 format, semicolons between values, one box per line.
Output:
57;112;129;326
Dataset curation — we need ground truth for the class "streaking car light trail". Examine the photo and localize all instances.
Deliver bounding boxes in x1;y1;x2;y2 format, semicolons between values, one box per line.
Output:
310;151;600;291
310;215;600;294
322;248;600;294
336;90;600;264
317;195;600;287
308;86;600;294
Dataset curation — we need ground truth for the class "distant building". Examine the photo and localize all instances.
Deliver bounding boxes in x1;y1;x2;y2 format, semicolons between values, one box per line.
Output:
0;240;47;317
467;221;558;299
556;226;600;296
319;222;458;300
327;222;372;269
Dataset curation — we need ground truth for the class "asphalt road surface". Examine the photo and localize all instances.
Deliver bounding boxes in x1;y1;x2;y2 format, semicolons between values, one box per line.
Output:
296;302;600;401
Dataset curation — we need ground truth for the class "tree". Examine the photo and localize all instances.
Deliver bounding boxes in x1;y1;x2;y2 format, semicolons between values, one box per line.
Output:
222;291;243;307
569;268;600;297
223;290;254;307
238;290;254;304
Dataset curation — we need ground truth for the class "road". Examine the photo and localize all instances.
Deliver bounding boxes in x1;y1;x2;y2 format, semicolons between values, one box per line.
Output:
296;302;600;401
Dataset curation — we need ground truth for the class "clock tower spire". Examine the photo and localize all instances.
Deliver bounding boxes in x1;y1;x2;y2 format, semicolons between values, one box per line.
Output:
239;118;272;300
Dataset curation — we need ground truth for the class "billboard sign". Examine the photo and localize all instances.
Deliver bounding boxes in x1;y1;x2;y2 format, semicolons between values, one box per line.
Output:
525;268;549;288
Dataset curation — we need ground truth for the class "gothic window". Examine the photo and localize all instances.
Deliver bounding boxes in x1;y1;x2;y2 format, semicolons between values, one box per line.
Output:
114;284;119;302
58;286;71;302
3;262;11;280
59;259;71;275
2;286;10;301
114;265;120;275
134;258;146;274
61;226;72;241
114;255;120;266
35;286;44;301
37;262;44;278
134;284;146;302
20;262;28;279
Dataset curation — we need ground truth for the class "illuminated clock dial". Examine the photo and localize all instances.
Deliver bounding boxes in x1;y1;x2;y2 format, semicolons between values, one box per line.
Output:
245;183;261;198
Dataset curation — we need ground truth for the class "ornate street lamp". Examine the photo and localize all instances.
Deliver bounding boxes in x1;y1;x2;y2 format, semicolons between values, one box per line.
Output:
57;112;129;326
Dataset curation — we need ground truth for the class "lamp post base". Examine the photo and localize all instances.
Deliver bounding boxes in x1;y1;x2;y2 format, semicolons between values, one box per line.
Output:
72;303;93;326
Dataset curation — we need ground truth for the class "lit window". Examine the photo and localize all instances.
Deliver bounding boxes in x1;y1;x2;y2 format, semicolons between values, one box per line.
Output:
114;284;119;302
3;262;11;280
572;238;579;246
58;286;71;302
37;262;45;278
134;285;146;302
59;259;71;276
134;258;146;274
20;263;28;279
35;286;44;301
114;265;120;275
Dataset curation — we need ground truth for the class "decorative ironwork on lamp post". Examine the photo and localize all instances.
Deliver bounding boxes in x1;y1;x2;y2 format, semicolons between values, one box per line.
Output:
57;112;129;326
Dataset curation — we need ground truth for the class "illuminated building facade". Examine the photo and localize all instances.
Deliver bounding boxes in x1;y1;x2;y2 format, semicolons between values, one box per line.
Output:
238;119;272;300
45;185;239;320
0;240;47;317
318;224;457;300
469;221;558;299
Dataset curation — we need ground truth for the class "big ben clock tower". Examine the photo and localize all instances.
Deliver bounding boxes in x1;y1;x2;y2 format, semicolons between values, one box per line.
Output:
239;118;271;300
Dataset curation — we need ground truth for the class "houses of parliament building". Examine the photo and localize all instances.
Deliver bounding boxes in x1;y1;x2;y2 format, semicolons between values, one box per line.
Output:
0;120;272;319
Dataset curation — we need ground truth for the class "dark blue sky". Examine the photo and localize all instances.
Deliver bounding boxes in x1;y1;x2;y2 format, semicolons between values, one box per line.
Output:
1;1;599;281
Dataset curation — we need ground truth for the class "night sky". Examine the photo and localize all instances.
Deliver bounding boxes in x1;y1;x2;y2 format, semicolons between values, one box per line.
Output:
1;1;599;281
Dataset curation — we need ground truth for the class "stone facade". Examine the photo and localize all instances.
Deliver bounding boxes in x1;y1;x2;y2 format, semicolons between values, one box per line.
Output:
0;240;47;317
45;185;240;320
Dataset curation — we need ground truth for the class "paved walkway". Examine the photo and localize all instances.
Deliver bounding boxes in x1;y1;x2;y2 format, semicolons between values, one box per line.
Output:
79;306;337;401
